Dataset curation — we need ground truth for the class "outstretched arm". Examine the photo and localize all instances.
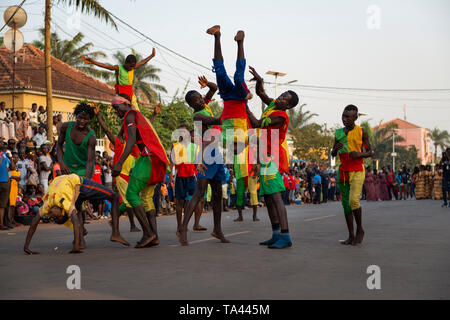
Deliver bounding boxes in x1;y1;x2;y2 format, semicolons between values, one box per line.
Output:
249;66;273;106
198;76;218;102
85;135;97;179
135;48;156;69
57;122;71;175
94;105;116;145
193;113;221;127
81;56;118;71
112;112;137;177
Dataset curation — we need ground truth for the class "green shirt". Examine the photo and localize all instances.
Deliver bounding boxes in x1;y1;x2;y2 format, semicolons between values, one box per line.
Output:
63;122;95;177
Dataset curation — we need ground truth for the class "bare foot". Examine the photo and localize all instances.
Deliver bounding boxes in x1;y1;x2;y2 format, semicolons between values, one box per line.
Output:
253;217;260;222
193;225;207;231
234;30;245;41
340;237;354;245
110;235;130;246
135;234;156;248
234;217;243;222
353;229;365;245
145;238;160;247
177;230;189;246
130;226;141;232
211;231;230;243
207;25;221;35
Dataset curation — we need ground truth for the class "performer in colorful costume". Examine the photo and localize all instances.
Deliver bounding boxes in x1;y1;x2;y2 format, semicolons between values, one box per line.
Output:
331;104;374;246
82;48;156;109
111;95;169;248
246;66;299;249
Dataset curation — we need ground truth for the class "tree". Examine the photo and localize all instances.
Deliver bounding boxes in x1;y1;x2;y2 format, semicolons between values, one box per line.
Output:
292;123;334;164
395;145;421;170
44;0;117;142
32;28;110;80
428;127;450;162
111;50;167;103
362;120;405;169
287;103;317;136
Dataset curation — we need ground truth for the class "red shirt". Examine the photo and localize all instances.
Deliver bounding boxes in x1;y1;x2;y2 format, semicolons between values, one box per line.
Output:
289;175;296;190
283;174;290;189
93;164;102;184
175;163;196;178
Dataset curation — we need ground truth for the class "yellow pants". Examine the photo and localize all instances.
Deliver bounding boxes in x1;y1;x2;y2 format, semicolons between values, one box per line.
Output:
141;184;156;212
338;170;365;214
248;176;259;206
116;176;131;208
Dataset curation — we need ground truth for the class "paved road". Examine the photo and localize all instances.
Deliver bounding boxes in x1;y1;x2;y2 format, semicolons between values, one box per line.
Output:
1;200;449;299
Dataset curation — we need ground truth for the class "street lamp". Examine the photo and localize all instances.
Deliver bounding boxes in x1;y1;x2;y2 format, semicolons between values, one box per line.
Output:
266;71;287;97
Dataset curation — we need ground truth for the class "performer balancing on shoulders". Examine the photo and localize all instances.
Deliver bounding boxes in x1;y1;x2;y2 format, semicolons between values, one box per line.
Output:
82;48;156;108
111;95;169;248
245;66;299;249
23;174;129;255
331;105;374;246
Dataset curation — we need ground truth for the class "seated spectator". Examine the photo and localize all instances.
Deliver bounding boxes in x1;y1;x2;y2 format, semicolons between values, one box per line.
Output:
9;153;21;227
16;188;30;216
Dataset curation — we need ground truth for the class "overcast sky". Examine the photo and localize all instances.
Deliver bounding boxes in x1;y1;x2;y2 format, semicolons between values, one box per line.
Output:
2;0;450;134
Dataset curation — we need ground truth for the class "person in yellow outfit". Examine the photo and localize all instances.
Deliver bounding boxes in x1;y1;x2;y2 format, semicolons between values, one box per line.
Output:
9;153;21;227
23;174;129;255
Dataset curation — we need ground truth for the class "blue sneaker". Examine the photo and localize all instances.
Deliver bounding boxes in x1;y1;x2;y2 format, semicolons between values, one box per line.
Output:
268;234;292;249
259;233;280;246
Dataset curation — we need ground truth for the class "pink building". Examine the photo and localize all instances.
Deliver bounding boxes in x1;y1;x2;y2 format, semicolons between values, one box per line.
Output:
378;118;432;164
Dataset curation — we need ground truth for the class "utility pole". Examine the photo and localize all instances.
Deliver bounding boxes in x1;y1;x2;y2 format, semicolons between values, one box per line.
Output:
392;130;397;172
45;0;54;143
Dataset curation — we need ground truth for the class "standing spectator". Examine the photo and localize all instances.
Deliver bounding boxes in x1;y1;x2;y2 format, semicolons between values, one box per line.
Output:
378;168;390;201
16;150;28;190
103;157;113;190
39;143;52;193
28;103;39;134
222;165;230;211
306;167;313;203
386;166;395;200
321;171;329;203
52;115;59;142
313;170;322;204
282;173;290;205
229;171;237;209
328;173;336;201
289;172;296;204
26;149;40;187
8;139;17;153
38;106;46;125
433;165;443;201
0;148;10;230
93;155;103;184
32;125;47;148
9;153;21;227
0;101;7;120
441;149;450;207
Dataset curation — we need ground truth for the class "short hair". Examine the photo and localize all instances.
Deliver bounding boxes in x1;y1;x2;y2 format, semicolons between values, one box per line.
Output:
287;90;299;108
344;104;359;113
0;101;5;106
32;103;37;107
125;55;137;64
185;90;199;105
74;102;94;119
118;93;132;102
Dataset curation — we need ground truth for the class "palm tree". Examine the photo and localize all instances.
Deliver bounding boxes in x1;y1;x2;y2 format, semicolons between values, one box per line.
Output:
111;50;167;104
44;0;117;142
33;28;110;80
363;120;405;168
428;127;450;162
287;103;317;136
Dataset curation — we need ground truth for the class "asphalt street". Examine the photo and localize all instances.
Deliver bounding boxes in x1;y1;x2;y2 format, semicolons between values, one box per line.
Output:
0;199;449;299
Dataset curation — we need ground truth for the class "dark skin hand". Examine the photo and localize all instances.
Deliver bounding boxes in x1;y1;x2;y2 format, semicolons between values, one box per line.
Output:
82;48;156;71
112;111;139;177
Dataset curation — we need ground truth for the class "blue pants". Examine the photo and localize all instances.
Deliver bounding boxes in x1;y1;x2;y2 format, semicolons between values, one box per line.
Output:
213;59;247;101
